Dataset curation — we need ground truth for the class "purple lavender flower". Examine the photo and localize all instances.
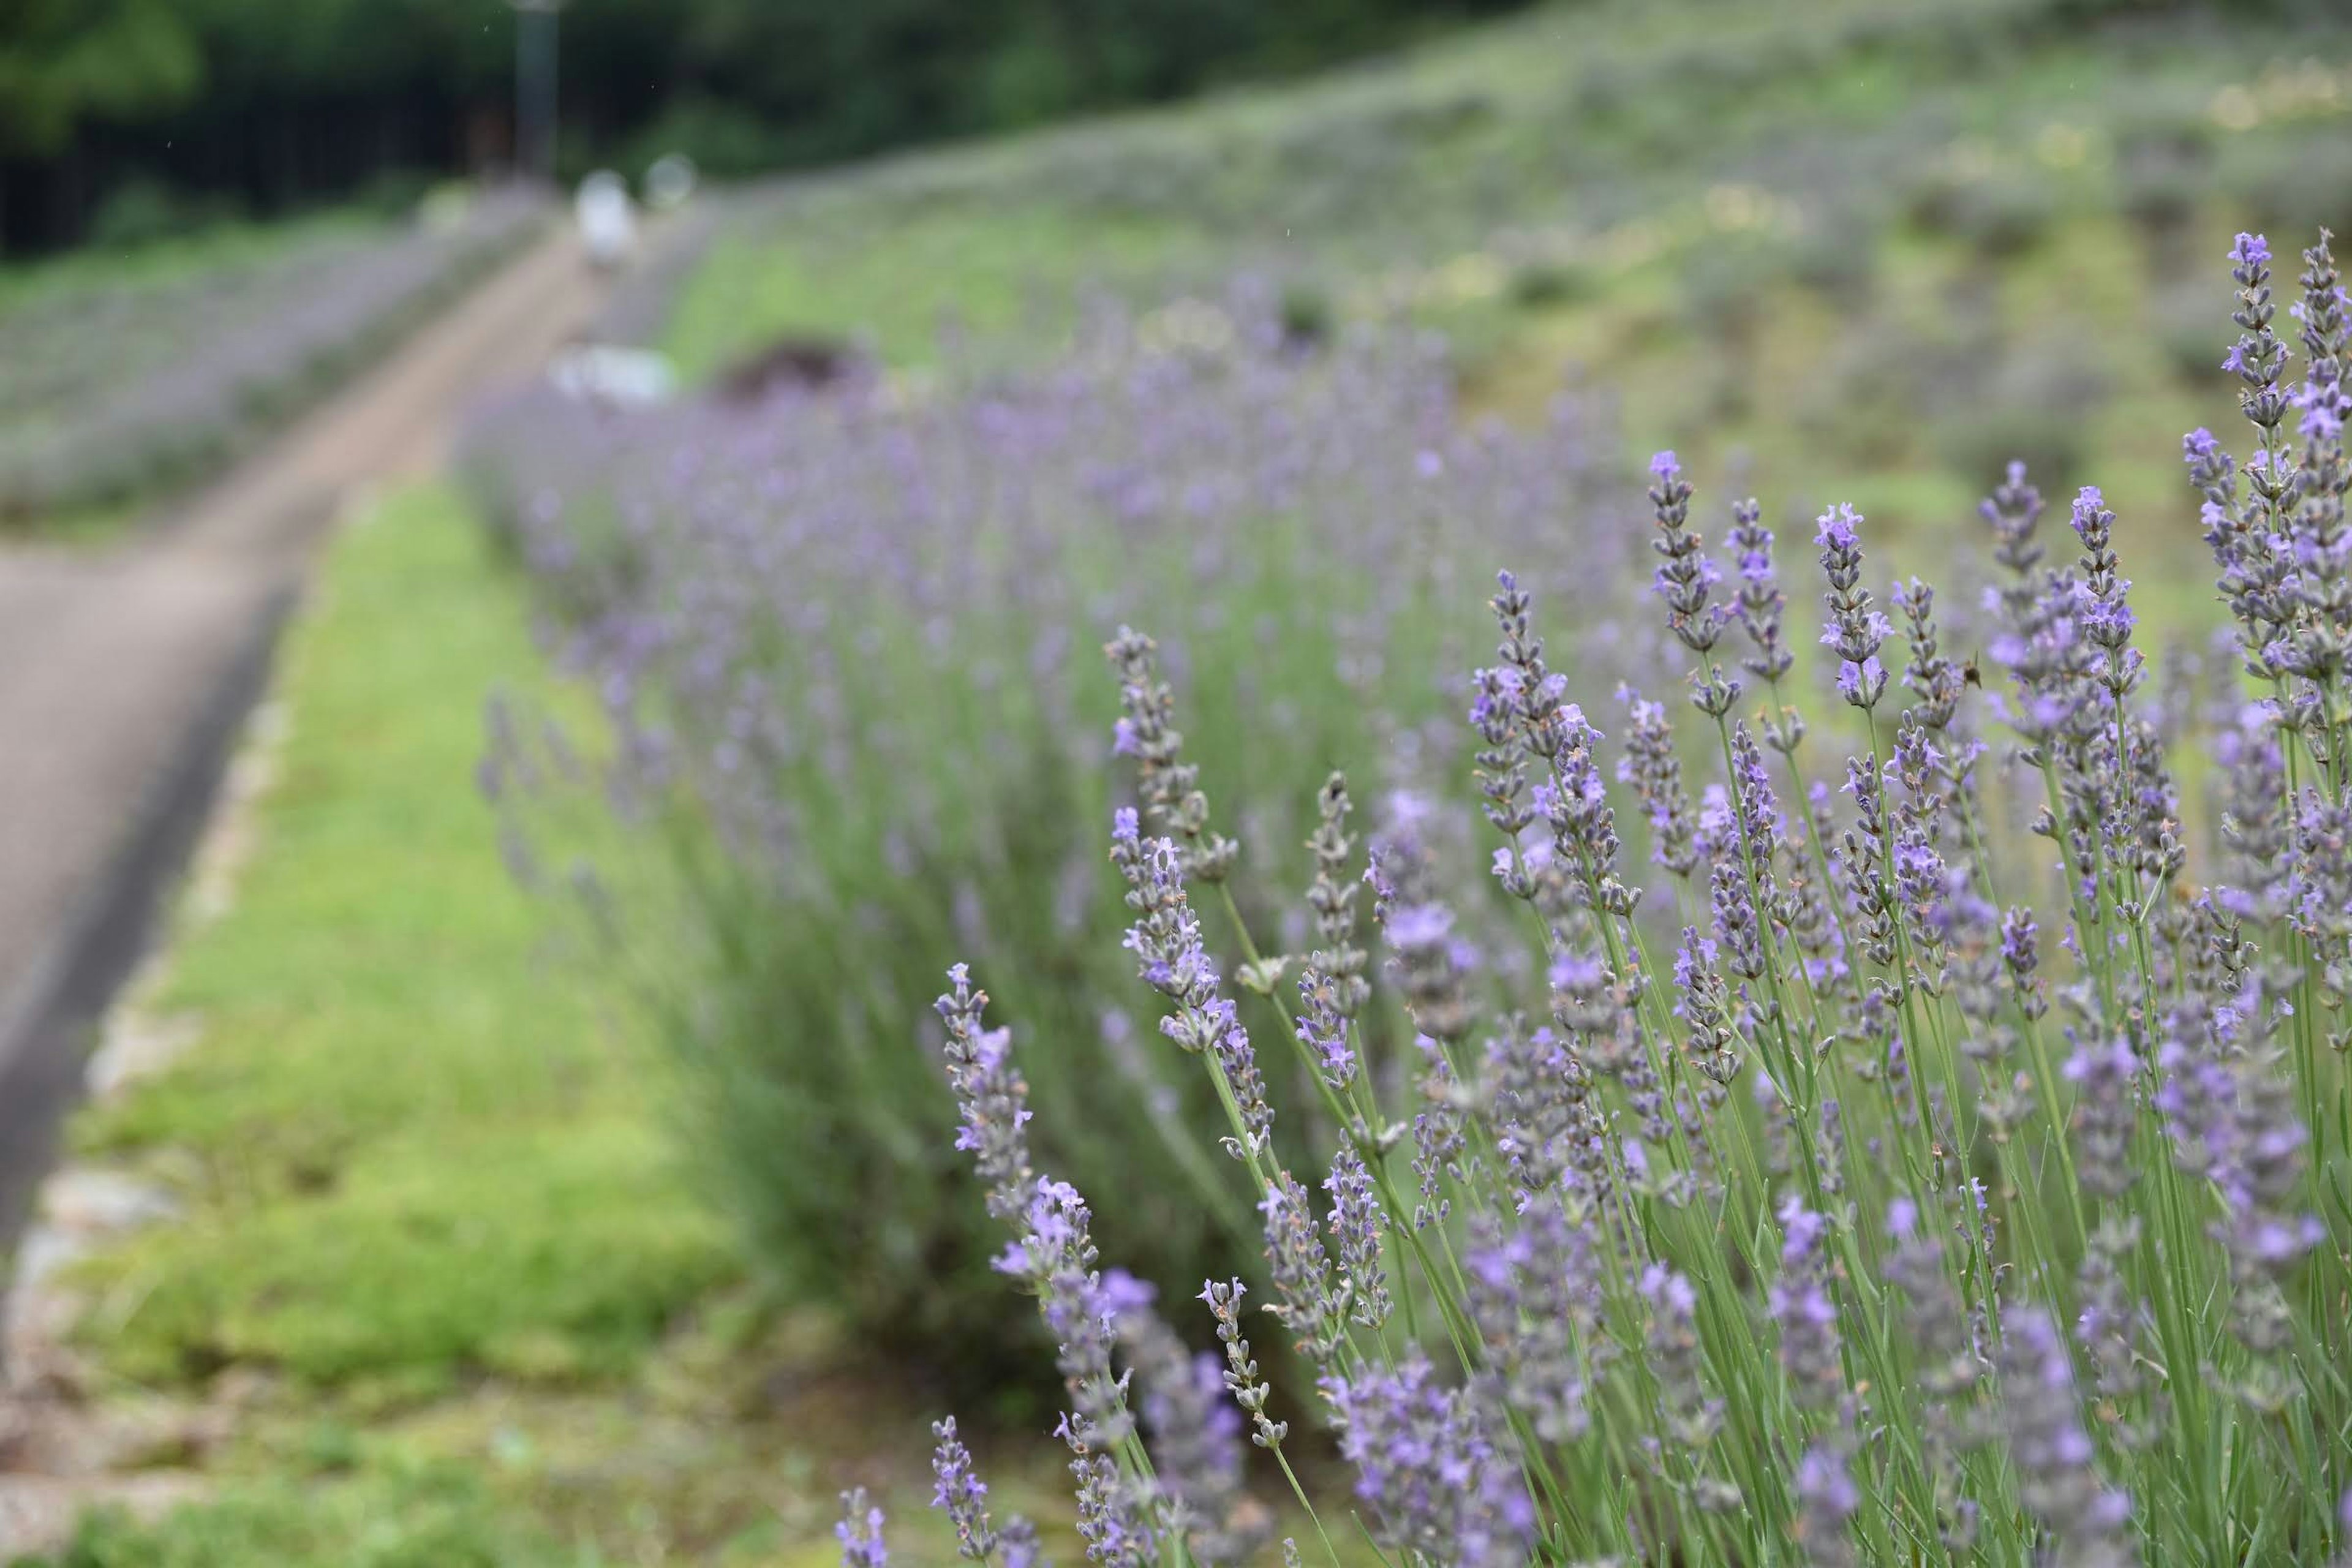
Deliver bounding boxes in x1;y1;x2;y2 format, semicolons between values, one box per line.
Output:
2075;1218;2158;1452
1302;772;1370;1011
996;1178;1134;1444
1108;1281;1256;1558
937;967;1039;1222
1294;966;1362;1091
2063;1034;2142;1198
1794;1443;1860;1567
2069;487;2146;698
1065;1439;1153;1568
1648;450;1727;655
1463;1198;1600;1443
1770;1197;1844;1408
1371;805;1481;1040
837;1488;889;1568
1893;576;1964;730
1817;504;1891;710
1639;1263;1724;1450
1673;925;1740;1085
1260;1172;1343;1360
1106;626;1237;882
1708;821;1769;981
1112;816;1275;1160
1999;1308;2136;1568
1324;1146;1392;1329
2002;906;2049;1020
1727;496;1795;687
1200;1276;1287;1455
1532;703;1639;915
1324;1355;1538;1568
1617;685;1700;877
931;1418;1006;1562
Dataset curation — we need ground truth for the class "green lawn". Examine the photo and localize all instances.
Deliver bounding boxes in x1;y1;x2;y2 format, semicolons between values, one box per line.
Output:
30;485;1069;1564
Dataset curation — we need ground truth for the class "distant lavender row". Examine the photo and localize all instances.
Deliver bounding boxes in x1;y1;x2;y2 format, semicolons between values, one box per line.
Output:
876;232;2352;1564
469;293;1642;1362
0;189;545;520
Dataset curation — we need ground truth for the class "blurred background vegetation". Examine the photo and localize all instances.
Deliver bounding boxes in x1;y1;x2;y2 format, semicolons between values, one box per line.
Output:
2;0;1528;255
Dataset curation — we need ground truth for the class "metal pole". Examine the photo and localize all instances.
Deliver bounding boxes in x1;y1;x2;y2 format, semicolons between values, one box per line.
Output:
513;0;560;184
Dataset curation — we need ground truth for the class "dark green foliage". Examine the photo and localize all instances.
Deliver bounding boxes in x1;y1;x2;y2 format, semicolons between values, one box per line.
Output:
3;0;1536;252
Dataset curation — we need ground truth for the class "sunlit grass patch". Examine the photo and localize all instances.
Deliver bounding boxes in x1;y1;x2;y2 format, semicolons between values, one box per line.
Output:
67;484;734;1393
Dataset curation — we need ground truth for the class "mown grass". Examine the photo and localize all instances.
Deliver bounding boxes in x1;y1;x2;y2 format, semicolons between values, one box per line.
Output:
69;484;735;1394
31;486;1072;1564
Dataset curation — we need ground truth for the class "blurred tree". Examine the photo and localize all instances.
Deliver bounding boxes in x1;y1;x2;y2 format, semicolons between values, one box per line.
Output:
0;0;202;155
2;0;1521;254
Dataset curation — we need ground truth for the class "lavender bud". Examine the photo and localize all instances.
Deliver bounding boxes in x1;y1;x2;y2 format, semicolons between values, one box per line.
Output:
1201;1278;1288;1450
1794;1442;1860;1568
1638;1263;1723;1450
1648;450;1727;655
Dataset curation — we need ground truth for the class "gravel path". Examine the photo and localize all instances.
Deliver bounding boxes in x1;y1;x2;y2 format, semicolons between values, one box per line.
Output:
0;219;628;1249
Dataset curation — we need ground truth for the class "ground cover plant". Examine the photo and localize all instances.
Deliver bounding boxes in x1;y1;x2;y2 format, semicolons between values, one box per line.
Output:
843;230;2352;1564
470;295;1642;1376
0;189;542;528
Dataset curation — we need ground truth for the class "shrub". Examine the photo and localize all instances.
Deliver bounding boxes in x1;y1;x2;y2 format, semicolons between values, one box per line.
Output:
1906;164;2059;258
1932;337;2109;493
468;295;1638;1379
862;231;2352;1564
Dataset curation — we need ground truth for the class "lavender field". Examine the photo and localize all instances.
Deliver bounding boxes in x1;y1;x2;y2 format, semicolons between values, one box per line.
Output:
0;189;543;528
15;0;2352;1563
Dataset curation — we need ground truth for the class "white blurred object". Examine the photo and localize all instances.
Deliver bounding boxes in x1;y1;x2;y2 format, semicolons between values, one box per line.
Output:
548;343;676;409
574;170;637;269
645;153;698;212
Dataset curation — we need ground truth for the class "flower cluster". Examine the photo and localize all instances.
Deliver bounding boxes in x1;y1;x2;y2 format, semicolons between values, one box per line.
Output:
854;233;2347;1568
474;287;1634;1361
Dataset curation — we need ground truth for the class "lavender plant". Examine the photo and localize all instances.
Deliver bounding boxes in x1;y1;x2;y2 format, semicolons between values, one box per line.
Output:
869;233;2350;1564
0;190;543;521
472;291;1635;1368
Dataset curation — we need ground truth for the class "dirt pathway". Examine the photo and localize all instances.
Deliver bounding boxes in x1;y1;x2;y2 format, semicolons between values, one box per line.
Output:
0;221;628;1250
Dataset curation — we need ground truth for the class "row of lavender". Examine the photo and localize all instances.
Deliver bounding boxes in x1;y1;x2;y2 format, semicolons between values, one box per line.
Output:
842;232;2352;1564
0;189;545;521
469;293;1646;1371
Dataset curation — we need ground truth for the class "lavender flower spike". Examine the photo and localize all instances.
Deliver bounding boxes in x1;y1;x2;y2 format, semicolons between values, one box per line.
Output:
1999;1308;2136;1568
1324;1355;1537;1568
1817;503;1891;710
932;1417;1001;1562
837;1488;889;1568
